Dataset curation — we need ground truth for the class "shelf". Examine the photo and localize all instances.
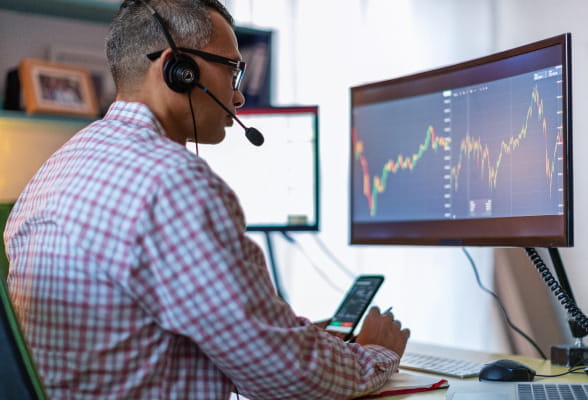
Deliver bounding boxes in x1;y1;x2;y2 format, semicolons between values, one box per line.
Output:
0;0;120;24
0;109;95;126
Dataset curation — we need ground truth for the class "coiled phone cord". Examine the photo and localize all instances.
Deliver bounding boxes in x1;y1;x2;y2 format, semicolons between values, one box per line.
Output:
525;247;588;334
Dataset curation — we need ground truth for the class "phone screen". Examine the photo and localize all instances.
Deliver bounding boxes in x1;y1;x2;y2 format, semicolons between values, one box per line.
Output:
325;275;384;338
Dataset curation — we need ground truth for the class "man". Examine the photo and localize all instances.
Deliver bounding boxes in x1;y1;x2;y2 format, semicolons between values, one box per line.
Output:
4;0;410;399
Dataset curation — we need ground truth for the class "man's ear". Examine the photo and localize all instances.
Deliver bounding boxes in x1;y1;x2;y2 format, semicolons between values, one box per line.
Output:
159;48;176;66
144;48;173;86
155;48;176;87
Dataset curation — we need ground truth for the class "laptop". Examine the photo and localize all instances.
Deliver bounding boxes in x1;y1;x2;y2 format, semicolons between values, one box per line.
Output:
446;381;588;399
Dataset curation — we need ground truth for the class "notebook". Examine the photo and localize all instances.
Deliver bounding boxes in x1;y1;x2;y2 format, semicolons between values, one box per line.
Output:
355;371;448;399
446;381;588;399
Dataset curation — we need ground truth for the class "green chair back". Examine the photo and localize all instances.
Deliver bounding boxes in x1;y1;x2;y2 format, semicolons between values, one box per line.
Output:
0;203;14;281
0;278;48;399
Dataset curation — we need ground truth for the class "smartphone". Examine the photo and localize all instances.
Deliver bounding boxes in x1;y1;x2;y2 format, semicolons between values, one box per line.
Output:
325;275;384;340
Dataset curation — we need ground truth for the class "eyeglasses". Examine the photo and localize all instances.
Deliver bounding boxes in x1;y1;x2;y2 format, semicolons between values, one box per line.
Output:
147;47;246;91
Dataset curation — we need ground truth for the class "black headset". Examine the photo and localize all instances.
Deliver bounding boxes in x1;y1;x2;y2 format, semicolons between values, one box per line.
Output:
164;52;200;93
140;0;200;93
131;0;265;147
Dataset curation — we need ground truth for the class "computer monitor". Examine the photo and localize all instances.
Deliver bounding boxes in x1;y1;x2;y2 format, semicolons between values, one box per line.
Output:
350;33;573;247
195;106;320;232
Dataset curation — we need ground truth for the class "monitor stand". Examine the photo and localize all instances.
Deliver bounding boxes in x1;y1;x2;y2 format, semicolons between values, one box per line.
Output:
539;248;588;366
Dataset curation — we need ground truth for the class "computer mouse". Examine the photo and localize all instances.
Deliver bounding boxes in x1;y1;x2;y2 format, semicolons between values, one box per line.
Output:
478;359;536;382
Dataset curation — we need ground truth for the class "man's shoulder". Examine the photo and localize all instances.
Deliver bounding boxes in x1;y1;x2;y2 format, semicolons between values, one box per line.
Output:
69;117;199;171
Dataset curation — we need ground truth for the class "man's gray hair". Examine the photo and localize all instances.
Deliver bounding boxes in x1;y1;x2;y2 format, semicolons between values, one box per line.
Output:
106;0;234;93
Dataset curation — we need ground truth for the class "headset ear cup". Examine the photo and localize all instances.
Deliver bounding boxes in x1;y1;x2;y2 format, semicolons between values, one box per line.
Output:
163;53;200;93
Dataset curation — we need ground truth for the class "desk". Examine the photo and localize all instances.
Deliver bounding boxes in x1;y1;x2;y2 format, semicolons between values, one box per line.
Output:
382;342;588;399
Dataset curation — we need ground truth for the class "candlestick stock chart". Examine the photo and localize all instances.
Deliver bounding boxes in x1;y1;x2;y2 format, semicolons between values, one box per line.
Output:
352;66;565;223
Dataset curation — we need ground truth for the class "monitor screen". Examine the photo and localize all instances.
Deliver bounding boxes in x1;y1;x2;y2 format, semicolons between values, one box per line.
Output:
193;106;319;232
350;34;573;247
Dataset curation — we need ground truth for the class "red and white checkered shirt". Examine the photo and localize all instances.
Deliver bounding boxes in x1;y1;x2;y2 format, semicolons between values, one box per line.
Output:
5;101;399;399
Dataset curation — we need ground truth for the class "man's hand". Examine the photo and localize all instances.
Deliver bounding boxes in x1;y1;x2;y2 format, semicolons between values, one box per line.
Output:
355;306;410;357
313;319;331;329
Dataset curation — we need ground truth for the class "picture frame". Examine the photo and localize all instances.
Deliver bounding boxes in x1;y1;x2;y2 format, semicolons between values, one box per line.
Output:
49;45;116;116
18;58;99;118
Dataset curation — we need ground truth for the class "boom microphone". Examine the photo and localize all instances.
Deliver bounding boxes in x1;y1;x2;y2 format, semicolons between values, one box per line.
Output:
196;83;264;146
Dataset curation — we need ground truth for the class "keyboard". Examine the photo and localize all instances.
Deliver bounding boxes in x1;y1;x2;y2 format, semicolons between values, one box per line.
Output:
400;351;484;378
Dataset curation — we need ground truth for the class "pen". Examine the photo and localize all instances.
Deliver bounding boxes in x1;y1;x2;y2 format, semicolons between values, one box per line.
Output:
383;306;393;314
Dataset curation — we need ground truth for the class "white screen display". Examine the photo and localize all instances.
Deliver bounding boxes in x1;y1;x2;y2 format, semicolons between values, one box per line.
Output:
189;107;319;231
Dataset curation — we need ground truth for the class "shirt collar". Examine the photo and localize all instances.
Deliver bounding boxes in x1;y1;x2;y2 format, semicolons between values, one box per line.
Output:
103;101;167;136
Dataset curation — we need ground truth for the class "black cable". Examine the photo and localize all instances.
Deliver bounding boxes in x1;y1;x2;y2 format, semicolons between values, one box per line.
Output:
525;248;588;335
539;358;588;375
537;364;587;378
311;234;357;279
461;248;547;360
280;232;346;294
188;90;199;155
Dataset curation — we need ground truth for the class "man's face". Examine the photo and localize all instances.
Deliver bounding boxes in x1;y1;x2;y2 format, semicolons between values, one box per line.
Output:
190;10;245;144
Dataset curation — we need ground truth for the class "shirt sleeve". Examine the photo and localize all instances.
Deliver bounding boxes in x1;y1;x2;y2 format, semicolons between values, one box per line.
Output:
131;159;400;399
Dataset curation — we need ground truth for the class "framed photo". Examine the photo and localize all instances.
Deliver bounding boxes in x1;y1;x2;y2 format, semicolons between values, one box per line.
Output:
18;58;99;118
49;45;116;116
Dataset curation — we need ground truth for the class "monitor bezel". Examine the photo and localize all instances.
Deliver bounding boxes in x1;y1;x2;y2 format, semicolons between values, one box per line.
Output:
235;106;321;232
349;33;573;247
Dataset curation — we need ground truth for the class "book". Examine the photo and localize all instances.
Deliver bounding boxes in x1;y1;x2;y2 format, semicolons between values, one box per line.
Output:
356;371;449;398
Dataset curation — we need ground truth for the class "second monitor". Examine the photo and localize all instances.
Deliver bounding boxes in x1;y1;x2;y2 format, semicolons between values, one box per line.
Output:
195;106;320;232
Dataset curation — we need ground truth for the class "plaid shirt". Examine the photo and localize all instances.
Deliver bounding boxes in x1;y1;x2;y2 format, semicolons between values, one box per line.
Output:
5;101;399;400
